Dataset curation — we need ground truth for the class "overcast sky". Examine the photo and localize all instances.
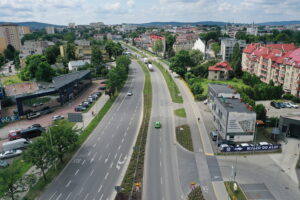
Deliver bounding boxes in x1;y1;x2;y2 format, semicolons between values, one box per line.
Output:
0;0;299;25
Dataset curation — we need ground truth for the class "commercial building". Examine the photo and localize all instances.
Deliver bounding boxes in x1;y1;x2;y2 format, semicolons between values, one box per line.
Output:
242;43;300;97
279;112;300;139
0;23;22;53
208;84;256;142
220;38;246;61
68;60;91;71
45;26;55;34
208;61;233;80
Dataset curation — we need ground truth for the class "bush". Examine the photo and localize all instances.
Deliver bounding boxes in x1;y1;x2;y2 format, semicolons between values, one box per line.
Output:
282;93;294;100
195;94;207;101
291;97;300;103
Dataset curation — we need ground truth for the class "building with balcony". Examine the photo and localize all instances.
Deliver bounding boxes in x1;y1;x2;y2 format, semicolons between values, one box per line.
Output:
220;38;246;61
0;23;22;53
208;61;233;80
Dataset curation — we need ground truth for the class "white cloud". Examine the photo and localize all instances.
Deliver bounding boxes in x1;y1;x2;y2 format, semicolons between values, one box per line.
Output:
127;0;135;8
104;2;121;11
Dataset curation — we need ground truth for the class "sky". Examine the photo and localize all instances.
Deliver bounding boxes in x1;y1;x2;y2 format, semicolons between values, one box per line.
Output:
0;0;300;25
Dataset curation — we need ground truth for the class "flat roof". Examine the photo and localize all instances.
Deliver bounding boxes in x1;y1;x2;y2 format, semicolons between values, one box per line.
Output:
52;70;90;89
281;112;300;121
217;97;254;113
208;83;236;95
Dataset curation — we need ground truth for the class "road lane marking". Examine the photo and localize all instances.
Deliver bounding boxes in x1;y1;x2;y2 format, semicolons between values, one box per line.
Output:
93;143;97;148
79;187;83;194
82;160;86;165
66;180;71;188
91;152;97;163
160;176;163;185
90;169;94;176
55;193;62;200
105;153;111;163
118;145;122;150
127;126;129;131
160;161;162;167
98;155;103;161
97;137;100;141
106;143;109;149
109;162;114;169
98;185;103;193
104;172;109;180
99;194;104;200
124;131;127;136
114;153;118;159
83;193;89;200
160;147;162;153
121;138;124;143
74;169;79;176
49;192;57;200
88;151;91;156
65;192;72;200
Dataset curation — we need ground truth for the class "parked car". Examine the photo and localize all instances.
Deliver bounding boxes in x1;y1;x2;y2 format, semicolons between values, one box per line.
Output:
277;102;285;108
3;138;31;151
79;102;89;108
27;112;41;120
210;131;218;141
75;106;86;112
8;129;22;141
219;144;230;151
283;102;292;108
87;98;94;103
41;106;54;114
270;101;280;109
258;142;269;146
52;115;64;121
28;124;42;128
288;102;299;108
204;99;208;104
0;150;22;159
93;92;101;96
8;127;44;141
98;86;106;90
0;160;9;167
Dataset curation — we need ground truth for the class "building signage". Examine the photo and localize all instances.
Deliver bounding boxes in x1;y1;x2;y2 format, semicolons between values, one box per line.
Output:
221;144;281;152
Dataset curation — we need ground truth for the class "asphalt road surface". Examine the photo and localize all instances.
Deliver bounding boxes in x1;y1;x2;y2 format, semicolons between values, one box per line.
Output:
39;61;144;200
143;62;183;200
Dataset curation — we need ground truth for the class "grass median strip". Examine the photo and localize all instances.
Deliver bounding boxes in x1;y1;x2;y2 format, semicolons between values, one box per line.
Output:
174;108;186;118
117;60;152;200
224;181;247;200
24;95;117;199
176;124;194;152
152;61;183;104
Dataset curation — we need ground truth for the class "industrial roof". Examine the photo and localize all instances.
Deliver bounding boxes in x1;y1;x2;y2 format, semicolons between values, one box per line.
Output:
208;83;236;95
52;70;90;89
216;97;254;113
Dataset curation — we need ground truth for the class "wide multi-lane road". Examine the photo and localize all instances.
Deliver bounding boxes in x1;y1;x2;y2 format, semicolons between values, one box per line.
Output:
39;61;144;200
143;61;183;200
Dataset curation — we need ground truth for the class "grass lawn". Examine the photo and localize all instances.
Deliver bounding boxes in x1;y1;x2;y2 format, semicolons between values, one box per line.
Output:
1;75;24;86
198;78;249;96
174;108;186;118
224;181;247;200
176;124;194;152
152;61;183;104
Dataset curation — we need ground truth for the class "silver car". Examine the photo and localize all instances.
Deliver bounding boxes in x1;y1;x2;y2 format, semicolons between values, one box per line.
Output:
0;150;22;159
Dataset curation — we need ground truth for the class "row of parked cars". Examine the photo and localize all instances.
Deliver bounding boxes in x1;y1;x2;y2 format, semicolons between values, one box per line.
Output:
74;92;101;112
270;101;298;109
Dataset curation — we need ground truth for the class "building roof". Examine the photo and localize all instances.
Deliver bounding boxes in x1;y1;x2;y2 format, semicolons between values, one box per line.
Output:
208;61;233;71
150;34;164;41
68;60;90;68
243;43;260;54
281;112;300;121
208;83;236;95
52;70;90;89
217;97;254;113
266;43;296;52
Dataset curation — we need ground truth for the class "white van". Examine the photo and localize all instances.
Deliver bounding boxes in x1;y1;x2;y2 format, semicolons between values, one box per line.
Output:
3;138;31;151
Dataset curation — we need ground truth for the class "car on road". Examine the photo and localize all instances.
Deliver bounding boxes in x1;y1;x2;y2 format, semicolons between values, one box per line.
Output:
270;101;281;109
0;160;9;167
52;115;64;121
0;150;22;159
210;131;218;141
154;121;161;128
27;112;41;120
75;106;86;112
79;102;89;108
32;103;43;107
204;99;208;104
219;144;230;151
127;92;133;96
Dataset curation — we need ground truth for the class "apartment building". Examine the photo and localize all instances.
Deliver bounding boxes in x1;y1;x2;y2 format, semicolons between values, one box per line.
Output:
220;38;246;61
173;33;198;52
208;84;256;142
134;34;166;55
18;26;31;38
45;26;55;34
242;43;300;97
0;23;22;53
208;61;233;80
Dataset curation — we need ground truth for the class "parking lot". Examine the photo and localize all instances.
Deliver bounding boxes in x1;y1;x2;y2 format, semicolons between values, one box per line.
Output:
256;100;300;118
0;80;106;151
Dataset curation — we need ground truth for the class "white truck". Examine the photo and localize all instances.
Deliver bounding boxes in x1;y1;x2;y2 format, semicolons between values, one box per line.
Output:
143;58;148;64
2;138;31;151
148;63;154;72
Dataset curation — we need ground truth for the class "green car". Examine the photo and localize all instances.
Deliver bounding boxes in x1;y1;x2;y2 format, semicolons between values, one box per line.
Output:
154;121;161;128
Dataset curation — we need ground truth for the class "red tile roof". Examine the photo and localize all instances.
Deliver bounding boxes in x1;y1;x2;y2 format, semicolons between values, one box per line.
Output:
243;43;260;54
150;34;164;41
208;61;233;71
266;43;296;52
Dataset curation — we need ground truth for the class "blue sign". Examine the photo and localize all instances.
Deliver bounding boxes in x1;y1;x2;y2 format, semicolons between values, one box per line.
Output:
221;144;281;152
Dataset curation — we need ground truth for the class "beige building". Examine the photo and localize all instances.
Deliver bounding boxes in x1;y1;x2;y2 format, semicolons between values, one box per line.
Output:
173;33;198;52
0;23;22;53
208;61;233;80
242;43;300;97
18;26;31;37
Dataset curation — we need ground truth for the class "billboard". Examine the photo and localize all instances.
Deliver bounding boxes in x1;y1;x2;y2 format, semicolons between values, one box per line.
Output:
227;112;256;133
221;144;281;152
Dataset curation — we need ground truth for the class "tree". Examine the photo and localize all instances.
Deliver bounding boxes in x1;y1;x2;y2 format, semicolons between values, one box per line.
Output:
19;55;47;80
63;32;76;43
35;62;56;82
0;165;33;200
91;46;103;66
0;53;5;67
4;44;16;61
45;120;79;162
44;45;60;64
112;42;124;59
165;33;176;58
23;138;55;181
211;42;220;58
254;104;267;122
107;68;122;94
189;49;203;66
66;43;76;61
191;82;204;95
153;40;163;54
169;50;192;77
105;40;115;59
230;43;243;77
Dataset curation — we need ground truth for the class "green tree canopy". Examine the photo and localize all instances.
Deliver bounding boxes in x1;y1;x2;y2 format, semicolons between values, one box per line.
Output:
0;53;5;67
254;104;267;122
189;49;203;66
211;42;220;58
44;45;60;64
91;46;103;66
19;55;47;80
66;43;76;61
153;40;163;54
230;43;243;77
35;62;56;82
4;44;16;61
169;50;192;77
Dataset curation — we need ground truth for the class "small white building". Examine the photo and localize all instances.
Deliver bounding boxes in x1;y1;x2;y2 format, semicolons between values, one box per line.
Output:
192;38;206;54
68;60;90;71
208;84;256;142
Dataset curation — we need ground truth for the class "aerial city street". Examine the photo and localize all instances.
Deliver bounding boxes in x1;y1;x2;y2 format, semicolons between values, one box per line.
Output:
0;0;300;200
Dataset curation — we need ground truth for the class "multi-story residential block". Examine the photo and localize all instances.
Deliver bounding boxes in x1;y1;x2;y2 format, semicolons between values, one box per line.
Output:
173;33;198;52
121;24;137;32
208;61;233;80
90;22;105;29
208;84;256;142
242;43;300;97
45;26;55;34
18;26;31;38
68;23;76;29
220;38;246;61
0;23;22;53
93;34;105;41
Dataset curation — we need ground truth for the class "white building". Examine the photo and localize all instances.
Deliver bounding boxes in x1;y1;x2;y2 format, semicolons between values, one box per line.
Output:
68;23;76;29
220;38;246;61
192;38;206;54
208;84;256;142
75;40;90;46
246;24;258;36
121;24;137;32
45;26;55;34
68;60;91;71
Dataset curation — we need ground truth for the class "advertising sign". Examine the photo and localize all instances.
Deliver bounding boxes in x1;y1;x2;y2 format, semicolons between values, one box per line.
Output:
221;144;281;152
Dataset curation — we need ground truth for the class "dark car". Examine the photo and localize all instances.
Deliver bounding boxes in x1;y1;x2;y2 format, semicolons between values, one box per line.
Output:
98;86;106;90
75;106;86;112
277;102;285;108
270;101;280;109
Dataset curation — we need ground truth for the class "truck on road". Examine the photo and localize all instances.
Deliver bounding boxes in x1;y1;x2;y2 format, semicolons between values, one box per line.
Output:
3;138;31;151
